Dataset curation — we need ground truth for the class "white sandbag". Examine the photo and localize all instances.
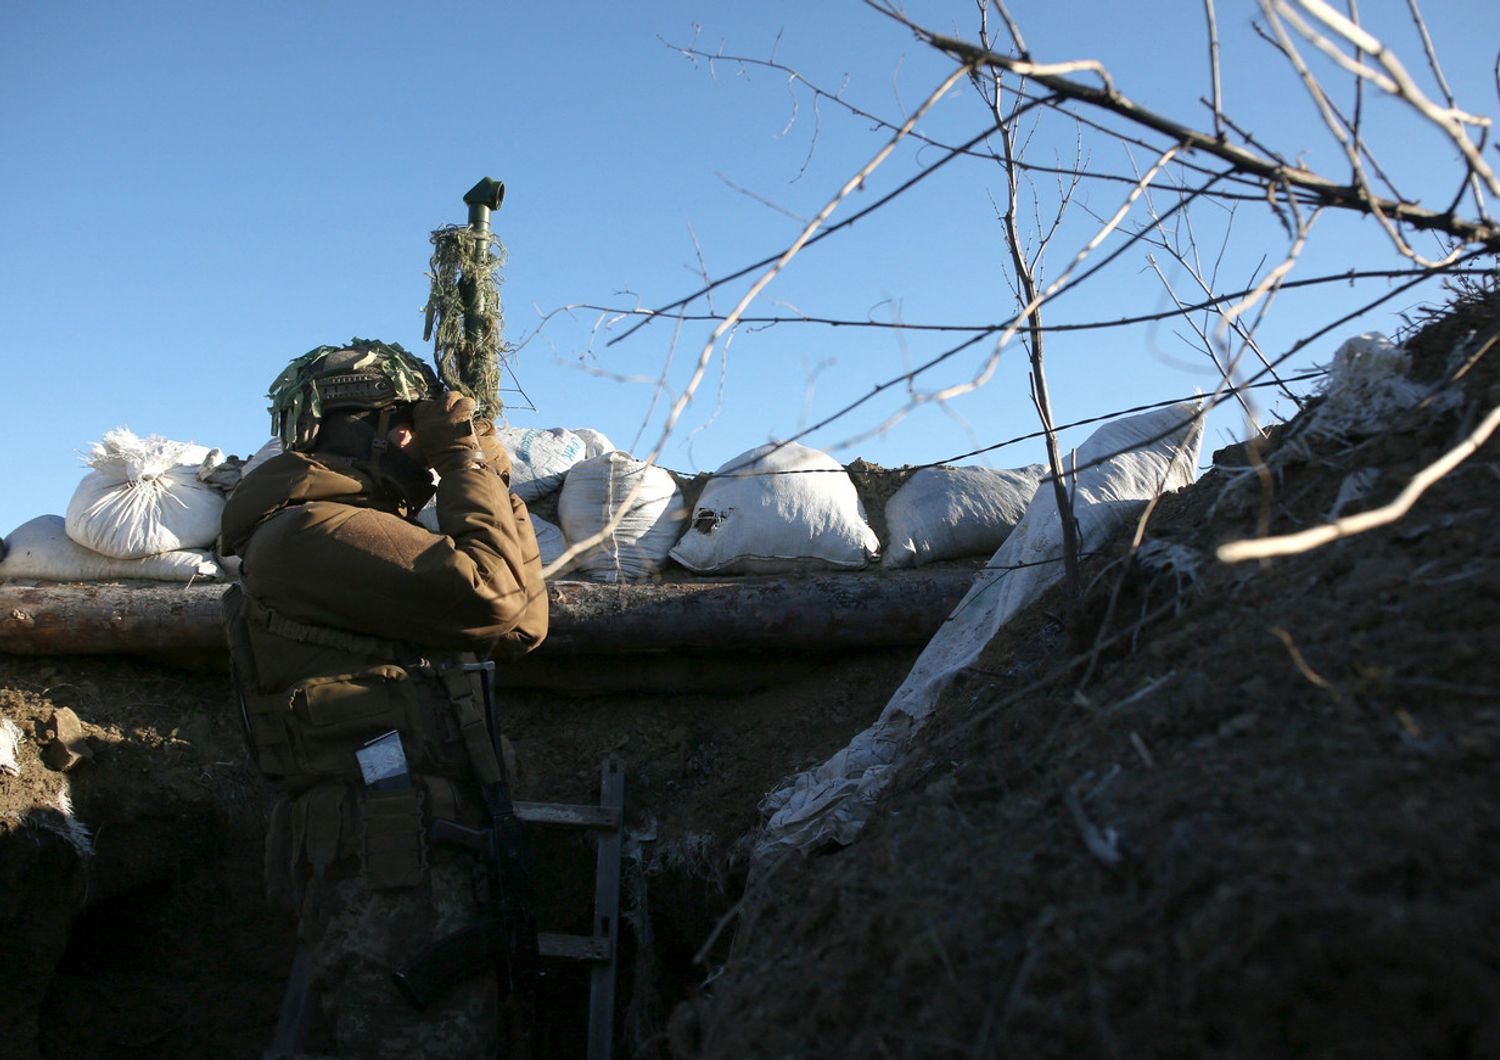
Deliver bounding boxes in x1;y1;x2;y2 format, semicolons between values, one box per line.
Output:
669;442;880;574
569;427;616;460
240;437;283;480
494;426;587;502
528;514;570;572
758;402;1205;856
416;501;569;571
1;515;223;582
65;428;226;559
884;464;1045;569
557;452;685;582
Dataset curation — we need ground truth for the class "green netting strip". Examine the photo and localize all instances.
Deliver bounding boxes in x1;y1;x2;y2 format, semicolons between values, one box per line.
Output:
425;225;508;420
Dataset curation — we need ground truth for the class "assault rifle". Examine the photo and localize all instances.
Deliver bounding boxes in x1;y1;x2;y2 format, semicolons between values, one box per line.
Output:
393;660;539;1009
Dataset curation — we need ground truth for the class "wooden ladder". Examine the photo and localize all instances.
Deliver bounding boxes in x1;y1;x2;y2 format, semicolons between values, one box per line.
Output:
515;757;625;1060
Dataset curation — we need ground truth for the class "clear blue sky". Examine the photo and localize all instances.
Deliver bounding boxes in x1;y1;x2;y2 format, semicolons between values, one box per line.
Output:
3;0;1495;541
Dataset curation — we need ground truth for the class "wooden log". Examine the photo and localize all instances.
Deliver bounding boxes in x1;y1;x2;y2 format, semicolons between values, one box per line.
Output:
0;572;978;658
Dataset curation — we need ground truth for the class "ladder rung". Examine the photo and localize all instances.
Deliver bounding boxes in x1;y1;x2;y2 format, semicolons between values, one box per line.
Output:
515;801;621;829
538;932;611;962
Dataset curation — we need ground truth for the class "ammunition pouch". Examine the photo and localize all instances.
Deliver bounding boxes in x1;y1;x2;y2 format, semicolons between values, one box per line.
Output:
272;775;487;900
270;664;425;782
362;785;426;890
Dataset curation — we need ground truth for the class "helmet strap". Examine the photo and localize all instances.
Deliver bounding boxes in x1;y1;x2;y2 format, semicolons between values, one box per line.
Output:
368;407;393;477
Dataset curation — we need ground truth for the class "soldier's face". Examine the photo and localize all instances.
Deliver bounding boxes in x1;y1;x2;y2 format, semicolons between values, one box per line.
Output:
388;424;421;458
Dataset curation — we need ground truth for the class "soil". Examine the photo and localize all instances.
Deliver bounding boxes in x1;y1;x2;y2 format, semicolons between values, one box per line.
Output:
673;288;1500;1058
2;288;1496;1058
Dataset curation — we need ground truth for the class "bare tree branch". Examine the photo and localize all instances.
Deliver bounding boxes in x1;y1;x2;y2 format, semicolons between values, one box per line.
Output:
872;4;1500;249
1276;0;1499;193
545;265;1490;339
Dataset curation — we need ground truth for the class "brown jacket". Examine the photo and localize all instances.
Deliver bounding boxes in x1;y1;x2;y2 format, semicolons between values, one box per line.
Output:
221;427;548;666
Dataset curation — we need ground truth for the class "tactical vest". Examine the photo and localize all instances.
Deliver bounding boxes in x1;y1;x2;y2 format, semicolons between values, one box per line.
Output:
222;584;503;894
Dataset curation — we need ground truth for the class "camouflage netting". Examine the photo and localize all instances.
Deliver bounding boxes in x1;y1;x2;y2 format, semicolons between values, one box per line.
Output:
425;225;509;421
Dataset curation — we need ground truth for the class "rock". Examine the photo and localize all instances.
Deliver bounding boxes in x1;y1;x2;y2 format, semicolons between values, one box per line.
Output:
41;707;91;772
0;718;21;776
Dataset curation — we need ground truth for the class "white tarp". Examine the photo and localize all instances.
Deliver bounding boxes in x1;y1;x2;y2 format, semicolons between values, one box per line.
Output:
757;402;1205;855
1304;332;1452;441
1;515;223;582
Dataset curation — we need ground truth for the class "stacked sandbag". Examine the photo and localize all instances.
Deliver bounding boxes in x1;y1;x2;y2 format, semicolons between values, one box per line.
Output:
557;451;686;582
494;426;588;503
528;514;570;571
240;436;284;479
416;502;570;573
65;428;226;559
569;428;616;460
670;442;880;574
0;515;222;582
883;464;1046;569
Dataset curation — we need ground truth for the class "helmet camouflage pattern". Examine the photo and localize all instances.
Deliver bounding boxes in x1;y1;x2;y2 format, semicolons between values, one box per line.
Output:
268;338;440;451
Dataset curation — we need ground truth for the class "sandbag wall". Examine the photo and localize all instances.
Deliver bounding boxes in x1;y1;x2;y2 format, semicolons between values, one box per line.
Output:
1;424;1048;585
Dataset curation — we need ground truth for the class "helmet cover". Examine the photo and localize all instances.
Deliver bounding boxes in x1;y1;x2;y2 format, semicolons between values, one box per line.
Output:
268;338;439;451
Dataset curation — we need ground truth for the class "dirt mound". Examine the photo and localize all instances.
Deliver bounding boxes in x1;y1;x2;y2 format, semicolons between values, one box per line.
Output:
676;291;1500;1058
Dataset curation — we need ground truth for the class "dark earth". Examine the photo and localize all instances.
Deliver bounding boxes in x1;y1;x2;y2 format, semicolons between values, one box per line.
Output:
1;287;1497;1057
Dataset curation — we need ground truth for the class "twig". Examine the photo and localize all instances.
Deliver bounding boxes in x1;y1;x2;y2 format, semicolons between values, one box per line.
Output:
1204;0;1226;139
1063;770;1125;868
548;265;1491;338
693;894;748;966
1266;625;1351;706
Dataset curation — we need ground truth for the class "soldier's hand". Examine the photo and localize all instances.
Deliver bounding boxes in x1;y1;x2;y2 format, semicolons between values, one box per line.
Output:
412;392;484;474
474;419;514;482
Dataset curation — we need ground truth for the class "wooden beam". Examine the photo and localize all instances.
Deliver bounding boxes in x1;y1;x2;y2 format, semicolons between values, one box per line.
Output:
0;571;977;657
514;801;620;829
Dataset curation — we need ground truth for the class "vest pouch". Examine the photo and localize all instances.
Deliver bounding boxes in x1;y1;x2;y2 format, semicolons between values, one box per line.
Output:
289;665;422;780
362;786;426;889
223;585;299;779
241;688;299;778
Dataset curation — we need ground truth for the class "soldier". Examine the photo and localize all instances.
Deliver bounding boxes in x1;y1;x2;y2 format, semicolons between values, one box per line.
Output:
220;338;548;1057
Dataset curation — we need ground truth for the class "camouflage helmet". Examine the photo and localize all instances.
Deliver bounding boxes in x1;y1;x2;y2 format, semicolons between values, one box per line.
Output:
267;338;440;452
